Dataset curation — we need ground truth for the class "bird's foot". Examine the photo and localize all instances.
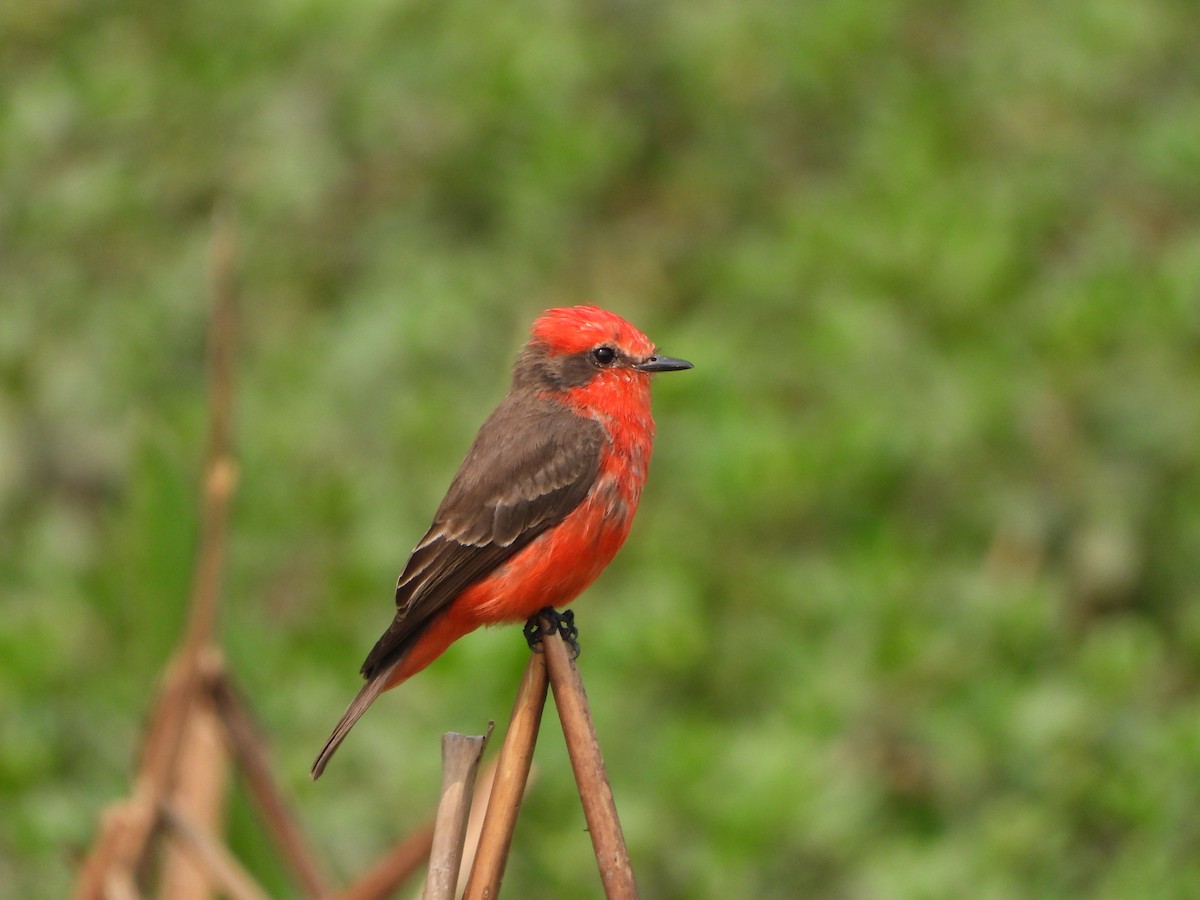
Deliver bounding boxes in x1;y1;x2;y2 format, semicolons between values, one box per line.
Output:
523;607;580;659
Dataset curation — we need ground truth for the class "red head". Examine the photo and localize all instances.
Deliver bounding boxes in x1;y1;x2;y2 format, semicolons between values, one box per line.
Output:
517;305;692;398
531;305;656;359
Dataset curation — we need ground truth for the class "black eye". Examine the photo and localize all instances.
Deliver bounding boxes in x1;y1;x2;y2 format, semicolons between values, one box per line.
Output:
592;346;617;366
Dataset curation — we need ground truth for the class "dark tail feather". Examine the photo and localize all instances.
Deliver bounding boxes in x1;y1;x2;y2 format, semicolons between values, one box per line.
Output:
310;661;398;779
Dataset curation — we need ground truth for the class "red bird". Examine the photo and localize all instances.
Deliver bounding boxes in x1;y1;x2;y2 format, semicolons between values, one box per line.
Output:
312;305;691;777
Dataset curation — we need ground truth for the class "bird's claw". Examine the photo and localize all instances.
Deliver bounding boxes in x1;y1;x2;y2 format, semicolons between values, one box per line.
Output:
523;607;581;660
522;616;544;651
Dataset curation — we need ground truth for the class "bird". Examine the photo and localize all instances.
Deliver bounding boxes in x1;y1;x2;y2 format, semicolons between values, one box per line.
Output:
311;305;692;778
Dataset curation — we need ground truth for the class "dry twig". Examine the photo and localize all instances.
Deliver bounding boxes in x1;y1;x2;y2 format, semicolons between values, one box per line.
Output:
423;730;492;900
159;802;271;900
157;679;229;899
208;671;332;897
74;204;241;900
462;651;549;899
333;824;435;900
542;616;639;900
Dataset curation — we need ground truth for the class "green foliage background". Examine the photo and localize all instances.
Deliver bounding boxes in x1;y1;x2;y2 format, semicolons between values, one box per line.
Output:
4;0;1200;896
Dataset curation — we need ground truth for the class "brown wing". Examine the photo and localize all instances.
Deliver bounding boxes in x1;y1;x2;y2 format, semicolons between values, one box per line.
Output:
359;395;605;679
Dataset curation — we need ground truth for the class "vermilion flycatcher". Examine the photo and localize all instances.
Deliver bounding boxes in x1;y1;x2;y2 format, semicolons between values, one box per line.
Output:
311;305;691;777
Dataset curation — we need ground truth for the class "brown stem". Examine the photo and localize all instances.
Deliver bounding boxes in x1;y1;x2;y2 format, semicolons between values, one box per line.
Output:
462;651;549;900
206;668;332;898
423;731;492;900
182;201;238;660
541;618;639;900
333;824;435;900
159;802;271;900
73;206;240;900
157;691;229;900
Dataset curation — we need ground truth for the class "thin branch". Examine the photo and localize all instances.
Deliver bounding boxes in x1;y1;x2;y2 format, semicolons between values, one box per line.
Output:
157;688;229;900
207;669;332;898
102;870;142;900
462;651;549;900
454;755;524;899
159;802;271;900
423;730;492;900
333;824;435;900
73;205;241;900
542;618;639;900
182;200;238;659
73;657;193;899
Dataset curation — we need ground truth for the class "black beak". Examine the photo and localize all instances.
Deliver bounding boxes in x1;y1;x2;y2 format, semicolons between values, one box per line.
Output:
635;354;693;373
